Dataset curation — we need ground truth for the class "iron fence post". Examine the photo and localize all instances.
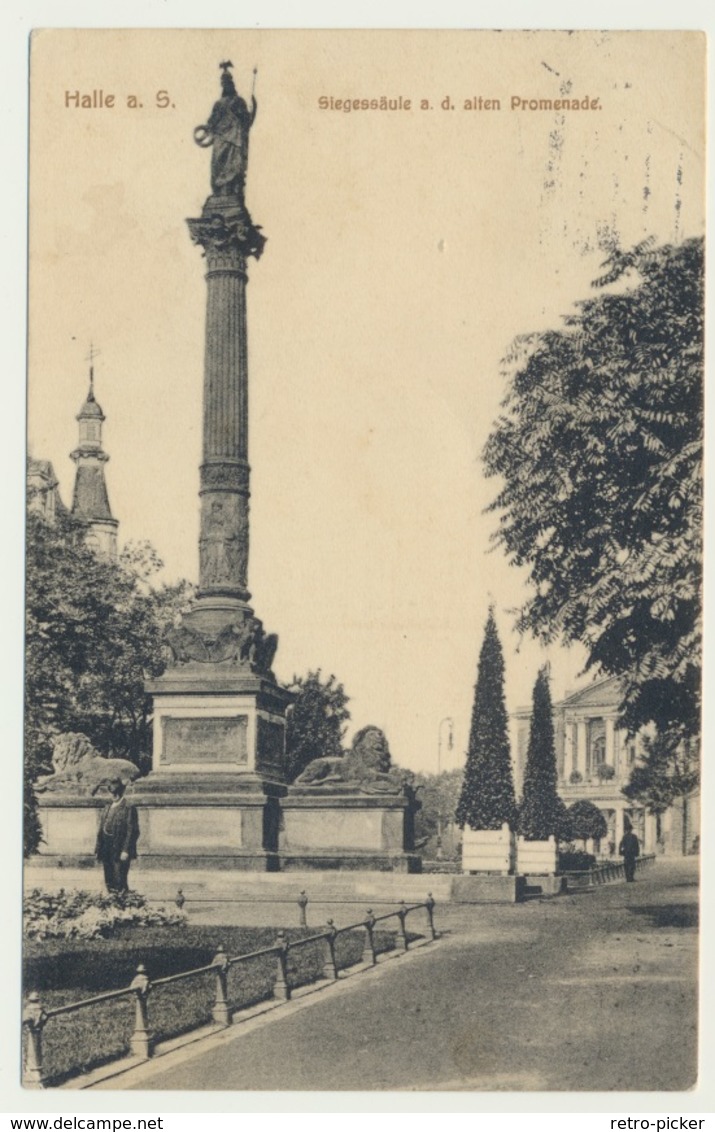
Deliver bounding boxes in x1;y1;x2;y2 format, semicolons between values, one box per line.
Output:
274;931;291;1001
323;919;338;980
298;890;308;928
425;893;437;941
362;910;377;965
397;901;409;951
129;964;152;1060
211;946;231;1026
22;991;47;1088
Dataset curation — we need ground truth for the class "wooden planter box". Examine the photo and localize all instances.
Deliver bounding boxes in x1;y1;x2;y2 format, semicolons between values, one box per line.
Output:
517;835;557;875
461;822;515;875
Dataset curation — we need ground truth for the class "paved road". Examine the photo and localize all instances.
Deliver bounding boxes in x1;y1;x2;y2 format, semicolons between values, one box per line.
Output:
110;858;698;1093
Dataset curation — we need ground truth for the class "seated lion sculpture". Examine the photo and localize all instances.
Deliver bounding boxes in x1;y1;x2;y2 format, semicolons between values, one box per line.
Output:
34;733;141;796
295;726;413;795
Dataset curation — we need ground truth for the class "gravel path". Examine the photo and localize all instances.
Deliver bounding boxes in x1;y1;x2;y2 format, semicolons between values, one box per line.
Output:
110;858;698;1093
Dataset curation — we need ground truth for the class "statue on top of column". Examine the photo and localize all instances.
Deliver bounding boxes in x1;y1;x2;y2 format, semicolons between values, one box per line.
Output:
194;61;257;206
189;61;265;258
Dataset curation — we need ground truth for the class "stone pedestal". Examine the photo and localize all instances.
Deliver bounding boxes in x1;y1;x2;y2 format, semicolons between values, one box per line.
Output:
33;796;102;868
138;667;291;870
279;788;421;872
451;875;526;903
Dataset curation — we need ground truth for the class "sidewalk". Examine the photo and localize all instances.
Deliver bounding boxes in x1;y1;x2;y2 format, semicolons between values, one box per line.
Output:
92;857;699;1093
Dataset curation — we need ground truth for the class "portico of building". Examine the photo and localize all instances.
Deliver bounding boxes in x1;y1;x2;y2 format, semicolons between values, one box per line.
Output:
513;675;695;857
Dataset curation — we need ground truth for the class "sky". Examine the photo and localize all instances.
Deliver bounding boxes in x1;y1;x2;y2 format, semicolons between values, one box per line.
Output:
27;28;705;775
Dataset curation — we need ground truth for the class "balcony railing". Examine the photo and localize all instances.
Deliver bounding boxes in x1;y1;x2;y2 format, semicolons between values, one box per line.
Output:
559;776;630;792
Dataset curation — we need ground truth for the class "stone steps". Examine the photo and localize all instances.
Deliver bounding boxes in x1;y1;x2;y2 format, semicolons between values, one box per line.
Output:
24;865;452;919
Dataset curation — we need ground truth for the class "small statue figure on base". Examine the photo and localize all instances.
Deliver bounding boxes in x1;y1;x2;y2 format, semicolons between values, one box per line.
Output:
194;61;257;207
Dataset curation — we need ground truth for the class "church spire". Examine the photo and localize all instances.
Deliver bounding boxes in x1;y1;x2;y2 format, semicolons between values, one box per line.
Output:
70;354;118;558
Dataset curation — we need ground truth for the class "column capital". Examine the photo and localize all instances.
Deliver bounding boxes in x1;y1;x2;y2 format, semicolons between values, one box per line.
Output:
187;198;266;261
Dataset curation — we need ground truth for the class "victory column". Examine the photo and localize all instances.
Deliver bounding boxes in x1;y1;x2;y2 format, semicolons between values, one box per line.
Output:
139;63;292;871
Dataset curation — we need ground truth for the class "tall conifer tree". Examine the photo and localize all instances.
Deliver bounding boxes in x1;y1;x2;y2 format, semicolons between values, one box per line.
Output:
519;666;567;840
456;608;517;831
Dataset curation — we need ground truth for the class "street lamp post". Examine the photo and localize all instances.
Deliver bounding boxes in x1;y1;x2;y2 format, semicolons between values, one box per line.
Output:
437;716;454;860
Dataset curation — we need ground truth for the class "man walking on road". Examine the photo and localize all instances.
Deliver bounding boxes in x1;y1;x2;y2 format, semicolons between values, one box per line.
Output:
619;823;640;882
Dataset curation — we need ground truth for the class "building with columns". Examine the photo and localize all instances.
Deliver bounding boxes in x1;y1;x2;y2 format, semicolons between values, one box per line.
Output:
513;675;700;857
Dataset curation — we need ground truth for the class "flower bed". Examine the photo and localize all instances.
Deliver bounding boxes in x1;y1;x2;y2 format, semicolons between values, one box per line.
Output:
24;888;186;941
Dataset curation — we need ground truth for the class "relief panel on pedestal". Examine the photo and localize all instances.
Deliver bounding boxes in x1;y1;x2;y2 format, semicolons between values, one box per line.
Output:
161;716;249;766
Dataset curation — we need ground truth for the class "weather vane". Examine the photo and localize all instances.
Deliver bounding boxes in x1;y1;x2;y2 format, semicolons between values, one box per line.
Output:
85;342;101;387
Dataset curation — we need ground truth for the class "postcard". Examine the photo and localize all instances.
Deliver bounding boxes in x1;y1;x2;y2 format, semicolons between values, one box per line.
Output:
22;28;704;1096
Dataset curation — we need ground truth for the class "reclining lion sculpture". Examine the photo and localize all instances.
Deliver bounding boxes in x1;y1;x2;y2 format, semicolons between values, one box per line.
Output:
34;733;141;796
294;726;414;796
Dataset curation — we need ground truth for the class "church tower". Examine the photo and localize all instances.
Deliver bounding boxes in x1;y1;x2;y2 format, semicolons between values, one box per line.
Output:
70;364;118;559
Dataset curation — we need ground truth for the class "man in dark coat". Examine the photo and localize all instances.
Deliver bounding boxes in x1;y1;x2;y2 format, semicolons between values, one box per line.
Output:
619;824;640;882
95;779;139;893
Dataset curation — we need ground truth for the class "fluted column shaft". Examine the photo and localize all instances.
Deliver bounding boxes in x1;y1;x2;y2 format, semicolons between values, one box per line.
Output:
194;242;251;601
203;249;249;460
